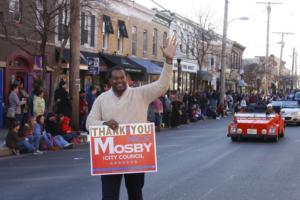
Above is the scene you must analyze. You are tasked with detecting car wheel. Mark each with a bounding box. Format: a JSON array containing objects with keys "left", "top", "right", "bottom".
[
  {"left": 297, "top": 122, "right": 300, "bottom": 126},
  {"left": 231, "top": 136, "right": 238, "bottom": 142},
  {"left": 279, "top": 128, "right": 284, "bottom": 138},
  {"left": 273, "top": 135, "right": 279, "bottom": 142}
]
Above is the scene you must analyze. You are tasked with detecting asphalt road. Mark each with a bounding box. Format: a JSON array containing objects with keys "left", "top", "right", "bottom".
[{"left": 1, "top": 117, "right": 300, "bottom": 200}]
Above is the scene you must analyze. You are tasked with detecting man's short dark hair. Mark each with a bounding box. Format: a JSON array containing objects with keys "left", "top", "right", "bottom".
[{"left": 107, "top": 66, "right": 125, "bottom": 80}]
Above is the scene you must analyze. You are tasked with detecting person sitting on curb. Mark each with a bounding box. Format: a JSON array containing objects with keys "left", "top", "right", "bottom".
[
  {"left": 22, "top": 116, "right": 43, "bottom": 155},
  {"left": 5, "top": 120, "right": 35, "bottom": 155},
  {"left": 6, "top": 120, "right": 34, "bottom": 155},
  {"left": 34, "top": 115, "right": 60, "bottom": 151},
  {"left": 59, "top": 114, "right": 80, "bottom": 144},
  {"left": 45, "top": 113, "right": 73, "bottom": 149}
]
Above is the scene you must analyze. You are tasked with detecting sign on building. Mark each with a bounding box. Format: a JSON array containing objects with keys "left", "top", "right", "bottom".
[{"left": 88, "top": 57, "right": 99, "bottom": 75}]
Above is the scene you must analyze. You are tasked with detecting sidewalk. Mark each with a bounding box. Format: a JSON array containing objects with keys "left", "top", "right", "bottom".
[{"left": 0, "top": 129, "right": 13, "bottom": 157}]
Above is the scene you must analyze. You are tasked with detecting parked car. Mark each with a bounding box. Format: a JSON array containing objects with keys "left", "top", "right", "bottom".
[
  {"left": 294, "top": 92, "right": 300, "bottom": 103},
  {"left": 227, "top": 105, "right": 285, "bottom": 142},
  {"left": 272, "top": 101, "right": 300, "bottom": 126}
]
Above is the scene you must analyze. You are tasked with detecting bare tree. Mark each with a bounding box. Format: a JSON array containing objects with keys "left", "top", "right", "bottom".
[{"left": 177, "top": 13, "right": 218, "bottom": 90}]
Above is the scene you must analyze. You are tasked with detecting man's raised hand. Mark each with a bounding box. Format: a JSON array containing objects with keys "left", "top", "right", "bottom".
[{"left": 160, "top": 35, "right": 178, "bottom": 64}]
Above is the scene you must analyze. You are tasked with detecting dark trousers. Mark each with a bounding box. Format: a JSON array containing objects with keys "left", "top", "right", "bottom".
[{"left": 101, "top": 173, "right": 144, "bottom": 200}]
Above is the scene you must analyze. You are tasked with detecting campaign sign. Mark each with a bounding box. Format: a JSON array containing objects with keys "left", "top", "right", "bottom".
[{"left": 89, "top": 123, "right": 157, "bottom": 176}]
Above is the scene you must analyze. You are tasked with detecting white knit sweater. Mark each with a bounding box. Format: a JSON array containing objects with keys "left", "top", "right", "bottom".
[{"left": 86, "top": 63, "right": 172, "bottom": 129}]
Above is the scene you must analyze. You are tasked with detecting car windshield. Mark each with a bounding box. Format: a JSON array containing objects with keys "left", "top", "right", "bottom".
[
  {"left": 295, "top": 93, "right": 300, "bottom": 99},
  {"left": 272, "top": 101, "right": 299, "bottom": 108}
]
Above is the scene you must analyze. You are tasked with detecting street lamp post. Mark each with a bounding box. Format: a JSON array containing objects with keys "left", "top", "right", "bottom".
[{"left": 177, "top": 58, "right": 182, "bottom": 94}]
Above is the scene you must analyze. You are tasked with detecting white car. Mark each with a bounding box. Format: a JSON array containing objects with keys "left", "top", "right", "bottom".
[{"left": 272, "top": 101, "right": 300, "bottom": 126}]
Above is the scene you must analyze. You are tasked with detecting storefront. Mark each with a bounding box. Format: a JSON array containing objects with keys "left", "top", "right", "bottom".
[
  {"left": 5, "top": 51, "right": 52, "bottom": 101},
  {"left": 198, "top": 71, "right": 213, "bottom": 91},
  {"left": 59, "top": 49, "right": 106, "bottom": 91},
  {"left": 171, "top": 60, "right": 198, "bottom": 93},
  {"left": 128, "top": 57, "right": 162, "bottom": 83}
]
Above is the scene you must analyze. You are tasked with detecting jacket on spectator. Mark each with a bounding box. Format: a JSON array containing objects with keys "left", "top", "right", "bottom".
[
  {"left": 6, "top": 130, "right": 24, "bottom": 149},
  {"left": 60, "top": 116, "right": 73, "bottom": 134}
]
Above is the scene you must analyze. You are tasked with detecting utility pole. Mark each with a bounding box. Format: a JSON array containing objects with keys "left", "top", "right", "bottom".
[
  {"left": 295, "top": 52, "right": 298, "bottom": 89},
  {"left": 69, "top": 0, "right": 80, "bottom": 129},
  {"left": 273, "top": 31, "right": 293, "bottom": 91},
  {"left": 291, "top": 48, "right": 295, "bottom": 90},
  {"left": 256, "top": 1, "right": 282, "bottom": 95},
  {"left": 219, "top": 0, "right": 229, "bottom": 105}
]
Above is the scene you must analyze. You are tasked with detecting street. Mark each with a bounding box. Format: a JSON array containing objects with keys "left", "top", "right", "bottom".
[{"left": 1, "top": 117, "right": 300, "bottom": 200}]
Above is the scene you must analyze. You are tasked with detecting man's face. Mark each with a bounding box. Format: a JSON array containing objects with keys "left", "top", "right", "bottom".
[{"left": 110, "top": 70, "right": 127, "bottom": 94}]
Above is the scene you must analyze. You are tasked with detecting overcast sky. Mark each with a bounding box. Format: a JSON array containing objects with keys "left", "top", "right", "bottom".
[{"left": 135, "top": 0, "right": 300, "bottom": 70}]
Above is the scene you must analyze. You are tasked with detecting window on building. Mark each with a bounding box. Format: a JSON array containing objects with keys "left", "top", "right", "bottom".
[
  {"left": 102, "top": 21, "right": 108, "bottom": 49},
  {"left": 180, "top": 32, "right": 184, "bottom": 53},
  {"left": 36, "top": 0, "right": 43, "bottom": 28},
  {"left": 186, "top": 35, "right": 190, "bottom": 56},
  {"left": 102, "top": 15, "right": 114, "bottom": 50},
  {"left": 80, "top": 13, "right": 95, "bottom": 47},
  {"left": 58, "top": 7, "right": 69, "bottom": 41},
  {"left": 81, "top": 12, "right": 89, "bottom": 45},
  {"left": 163, "top": 32, "right": 168, "bottom": 48},
  {"left": 90, "top": 15, "right": 95, "bottom": 47},
  {"left": 143, "top": 30, "right": 148, "bottom": 57},
  {"left": 117, "top": 29, "right": 123, "bottom": 53},
  {"left": 117, "top": 20, "right": 128, "bottom": 53},
  {"left": 131, "top": 26, "right": 137, "bottom": 56},
  {"left": 9, "top": 0, "right": 22, "bottom": 22},
  {"left": 152, "top": 29, "right": 158, "bottom": 56}
]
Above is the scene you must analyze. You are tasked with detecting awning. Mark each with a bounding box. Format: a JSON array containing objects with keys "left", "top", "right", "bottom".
[
  {"left": 57, "top": 49, "right": 103, "bottom": 65},
  {"left": 198, "top": 71, "right": 212, "bottom": 81},
  {"left": 118, "top": 20, "right": 128, "bottom": 38},
  {"left": 100, "top": 53, "right": 146, "bottom": 74},
  {"left": 128, "top": 57, "right": 162, "bottom": 75}
]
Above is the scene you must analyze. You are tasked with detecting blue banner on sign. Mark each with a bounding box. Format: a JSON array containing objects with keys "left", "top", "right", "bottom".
[{"left": 88, "top": 66, "right": 99, "bottom": 75}]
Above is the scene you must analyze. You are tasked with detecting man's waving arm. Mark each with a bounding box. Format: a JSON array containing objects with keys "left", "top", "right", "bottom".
[{"left": 139, "top": 35, "right": 178, "bottom": 103}]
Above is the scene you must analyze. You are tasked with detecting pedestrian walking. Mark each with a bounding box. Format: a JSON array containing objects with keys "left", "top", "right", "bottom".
[
  {"left": 87, "top": 86, "right": 97, "bottom": 112},
  {"left": 86, "top": 35, "right": 177, "bottom": 200}
]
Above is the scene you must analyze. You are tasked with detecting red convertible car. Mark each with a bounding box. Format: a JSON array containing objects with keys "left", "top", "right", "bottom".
[{"left": 227, "top": 112, "right": 285, "bottom": 142}]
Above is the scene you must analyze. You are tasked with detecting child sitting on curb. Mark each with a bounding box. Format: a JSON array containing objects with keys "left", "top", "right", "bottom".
[{"left": 59, "top": 114, "right": 81, "bottom": 144}]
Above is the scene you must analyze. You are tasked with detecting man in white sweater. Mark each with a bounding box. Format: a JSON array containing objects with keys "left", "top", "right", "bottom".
[{"left": 86, "top": 36, "right": 177, "bottom": 200}]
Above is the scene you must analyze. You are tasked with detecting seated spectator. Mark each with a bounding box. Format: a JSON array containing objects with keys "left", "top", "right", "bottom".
[
  {"left": 217, "top": 104, "right": 225, "bottom": 118},
  {"left": 45, "top": 113, "right": 73, "bottom": 149},
  {"left": 59, "top": 114, "right": 80, "bottom": 144},
  {"left": 5, "top": 120, "right": 35, "bottom": 155},
  {"left": 195, "top": 106, "right": 204, "bottom": 121},
  {"left": 206, "top": 106, "right": 217, "bottom": 119},
  {"left": 23, "top": 116, "right": 43, "bottom": 155},
  {"left": 35, "top": 115, "right": 61, "bottom": 151}
]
